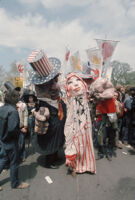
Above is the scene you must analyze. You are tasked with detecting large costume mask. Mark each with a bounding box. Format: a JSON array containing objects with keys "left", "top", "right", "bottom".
[
  {"left": 66, "top": 73, "right": 87, "bottom": 98},
  {"left": 35, "top": 75, "right": 60, "bottom": 100}
]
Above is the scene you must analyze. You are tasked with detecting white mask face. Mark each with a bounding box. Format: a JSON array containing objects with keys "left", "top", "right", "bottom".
[{"left": 67, "top": 76, "right": 85, "bottom": 96}]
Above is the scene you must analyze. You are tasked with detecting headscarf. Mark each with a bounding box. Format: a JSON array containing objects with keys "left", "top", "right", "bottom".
[
  {"left": 64, "top": 73, "right": 91, "bottom": 157},
  {"left": 66, "top": 73, "right": 88, "bottom": 98}
]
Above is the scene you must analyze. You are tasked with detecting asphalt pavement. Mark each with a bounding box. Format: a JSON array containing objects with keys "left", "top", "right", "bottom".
[{"left": 1, "top": 145, "right": 135, "bottom": 200}]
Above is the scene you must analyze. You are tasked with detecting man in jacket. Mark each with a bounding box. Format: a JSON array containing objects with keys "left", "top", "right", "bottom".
[{"left": 0, "top": 82, "right": 29, "bottom": 191}]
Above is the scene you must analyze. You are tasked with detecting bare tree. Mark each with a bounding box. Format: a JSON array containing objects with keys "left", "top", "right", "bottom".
[
  {"left": 111, "top": 60, "right": 131, "bottom": 86},
  {"left": 5, "top": 61, "right": 20, "bottom": 84}
]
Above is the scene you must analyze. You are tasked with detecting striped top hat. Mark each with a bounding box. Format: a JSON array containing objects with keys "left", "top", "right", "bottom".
[{"left": 27, "top": 49, "right": 61, "bottom": 85}]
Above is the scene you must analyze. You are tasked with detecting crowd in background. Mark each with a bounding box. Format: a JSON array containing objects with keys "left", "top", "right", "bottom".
[{"left": 0, "top": 78, "right": 135, "bottom": 190}]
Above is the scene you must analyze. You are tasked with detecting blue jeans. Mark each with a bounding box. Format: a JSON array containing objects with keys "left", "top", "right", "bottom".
[
  {"left": 28, "top": 116, "right": 35, "bottom": 138},
  {"left": 18, "top": 132, "right": 26, "bottom": 160},
  {"left": 122, "top": 115, "right": 132, "bottom": 144},
  {"left": 0, "top": 142, "right": 20, "bottom": 188}
]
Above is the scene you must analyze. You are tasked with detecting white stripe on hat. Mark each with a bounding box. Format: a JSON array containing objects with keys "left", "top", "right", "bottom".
[
  {"left": 32, "top": 62, "right": 43, "bottom": 77},
  {"left": 27, "top": 50, "right": 39, "bottom": 63}
]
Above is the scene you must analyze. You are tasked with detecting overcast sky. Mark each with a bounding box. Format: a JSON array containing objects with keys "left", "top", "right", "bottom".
[{"left": 0, "top": 0, "right": 135, "bottom": 70}]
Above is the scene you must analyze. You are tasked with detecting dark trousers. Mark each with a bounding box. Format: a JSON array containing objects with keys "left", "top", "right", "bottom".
[
  {"left": 122, "top": 116, "right": 132, "bottom": 144},
  {"left": 97, "top": 114, "right": 117, "bottom": 156},
  {"left": 18, "top": 132, "right": 26, "bottom": 160},
  {"left": 28, "top": 116, "right": 35, "bottom": 138},
  {"left": 0, "top": 142, "right": 20, "bottom": 188}
]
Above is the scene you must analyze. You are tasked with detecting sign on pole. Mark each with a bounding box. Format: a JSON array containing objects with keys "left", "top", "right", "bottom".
[{"left": 95, "top": 39, "right": 118, "bottom": 78}]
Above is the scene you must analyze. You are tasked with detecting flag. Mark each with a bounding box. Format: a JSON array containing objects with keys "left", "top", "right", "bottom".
[
  {"left": 14, "top": 77, "right": 23, "bottom": 88},
  {"left": 16, "top": 61, "right": 25, "bottom": 74},
  {"left": 106, "top": 66, "right": 113, "bottom": 81},
  {"left": 65, "top": 48, "right": 70, "bottom": 62},
  {"left": 70, "top": 51, "right": 82, "bottom": 71},
  {"left": 95, "top": 39, "right": 118, "bottom": 78}
]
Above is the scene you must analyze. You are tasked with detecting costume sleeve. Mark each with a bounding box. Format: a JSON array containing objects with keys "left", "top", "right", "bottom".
[
  {"left": 64, "top": 100, "right": 77, "bottom": 160},
  {"left": 8, "top": 110, "right": 19, "bottom": 138}
]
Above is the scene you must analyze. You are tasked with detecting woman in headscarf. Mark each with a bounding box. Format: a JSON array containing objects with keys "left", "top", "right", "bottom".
[{"left": 64, "top": 73, "right": 96, "bottom": 174}]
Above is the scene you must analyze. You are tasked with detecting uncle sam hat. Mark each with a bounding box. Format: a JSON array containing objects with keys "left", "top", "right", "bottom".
[{"left": 27, "top": 49, "right": 61, "bottom": 85}]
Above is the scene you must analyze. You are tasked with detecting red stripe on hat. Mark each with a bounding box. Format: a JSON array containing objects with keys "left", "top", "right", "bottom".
[
  {"left": 39, "top": 58, "right": 49, "bottom": 75},
  {"left": 42, "top": 56, "right": 51, "bottom": 74},
  {"left": 31, "top": 63, "right": 42, "bottom": 77},
  {"left": 27, "top": 50, "right": 39, "bottom": 62},
  {"left": 37, "top": 60, "right": 47, "bottom": 76},
  {"left": 44, "top": 53, "right": 52, "bottom": 71},
  {"left": 36, "top": 61, "right": 45, "bottom": 77},
  {"left": 41, "top": 56, "right": 50, "bottom": 75},
  {"left": 33, "top": 62, "right": 44, "bottom": 77}
]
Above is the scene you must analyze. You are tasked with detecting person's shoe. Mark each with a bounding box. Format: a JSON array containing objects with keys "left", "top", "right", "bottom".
[
  {"left": 125, "top": 144, "right": 133, "bottom": 149},
  {"left": 123, "top": 142, "right": 128, "bottom": 146},
  {"left": 22, "top": 158, "right": 26, "bottom": 162},
  {"left": 0, "top": 186, "right": 3, "bottom": 191},
  {"left": 95, "top": 154, "right": 104, "bottom": 160},
  {"left": 116, "top": 143, "right": 123, "bottom": 149},
  {"left": 106, "top": 154, "right": 112, "bottom": 161},
  {"left": 112, "top": 151, "right": 117, "bottom": 157},
  {"left": 16, "top": 182, "right": 29, "bottom": 189},
  {"left": 46, "top": 164, "right": 59, "bottom": 169}
]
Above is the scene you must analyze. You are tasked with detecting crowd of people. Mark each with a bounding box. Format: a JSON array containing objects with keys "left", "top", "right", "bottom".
[{"left": 0, "top": 50, "right": 135, "bottom": 191}]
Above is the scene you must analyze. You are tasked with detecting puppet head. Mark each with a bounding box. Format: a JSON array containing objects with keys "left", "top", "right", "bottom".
[
  {"left": 4, "top": 81, "right": 20, "bottom": 105},
  {"left": 66, "top": 73, "right": 88, "bottom": 98},
  {"left": 35, "top": 74, "right": 60, "bottom": 100}
]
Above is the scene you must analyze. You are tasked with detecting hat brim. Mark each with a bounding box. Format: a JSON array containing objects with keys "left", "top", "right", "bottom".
[
  {"left": 30, "top": 57, "right": 61, "bottom": 85},
  {"left": 75, "top": 72, "right": 94, "bottom": 79}
]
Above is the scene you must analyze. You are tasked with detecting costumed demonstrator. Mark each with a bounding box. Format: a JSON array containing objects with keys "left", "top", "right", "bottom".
[
  {"left": 90, "top": 77, "right": 119, "bottom": 161},
  {"left": 27, "top": 49, "right": 66, "bottom": 169},
  {"left": 75, "top": 63, "right": 100, "bottom": 148},
  {"left": 64, "top": 72, "right": 96, "bottom": 175}
]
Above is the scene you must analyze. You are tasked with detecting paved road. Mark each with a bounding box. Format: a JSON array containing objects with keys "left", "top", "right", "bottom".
[{"left": 1, "top": 145, "right": 135, "bottom": 200}]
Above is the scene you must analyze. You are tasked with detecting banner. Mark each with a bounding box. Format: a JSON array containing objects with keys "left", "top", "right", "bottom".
[
  {"left": 70, "top": 51, "right": 82, "bottom": 71},
  {"left": 14, "top": 77, "right": 23, "bottom": 88},
  {"left": 86, "top": 48, "right": 102, "bottom": 67},
  {"left": 86, "top": 48, "right": 102, "bottom": 77},
  {"left": 95, "top": 39, "right": 118, "bottom": 78},
  {"left": 65, "top": 48, "right": 70, "bottom": 62},
  {"left": 16, "top": 61, "right": 25, "bottom": 74},
  {"left": 106, "top": 66, "right": 113, "bottom": 81}
]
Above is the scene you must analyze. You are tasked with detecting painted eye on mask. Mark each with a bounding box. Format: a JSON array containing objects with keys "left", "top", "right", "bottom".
[{"left": 67, "top": 81, "right": 72, "bottom": 85}]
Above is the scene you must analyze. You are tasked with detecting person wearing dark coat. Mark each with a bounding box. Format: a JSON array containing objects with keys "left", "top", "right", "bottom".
[
  {"left": 27, "top": 50, "right": 66, "bottom": 169},
  {"left": 123, "top": 87, "right": 135, "bottom": 145},
  {"left": 0, "top": 82, "right": 29, "bottom": 191}
]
